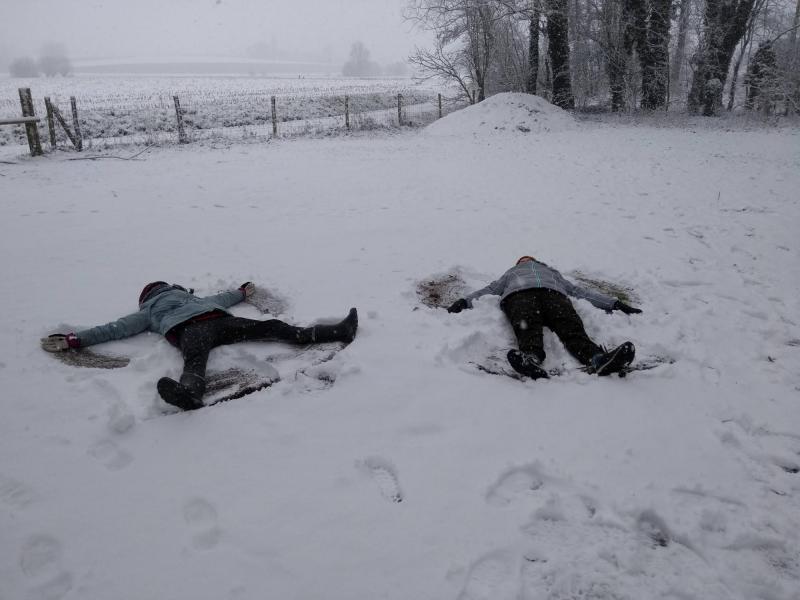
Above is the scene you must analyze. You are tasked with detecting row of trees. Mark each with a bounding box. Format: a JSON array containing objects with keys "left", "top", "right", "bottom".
[
  {"left": 8, "top": 43, "right": 73, "bottom": 78},
  {"left": 342, "top": 42, "right": 411, "bottom": 77},
  {"left": 405, "top": 0, "right": 800, "bottom": 114}
]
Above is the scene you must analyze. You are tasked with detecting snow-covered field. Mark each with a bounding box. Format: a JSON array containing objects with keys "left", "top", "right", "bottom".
[
  {"left": 0, "top": 74, "right": 450, "bottom": 146},
  {"left": 1, "top": 94, "right": 799, "bottom": 600}
]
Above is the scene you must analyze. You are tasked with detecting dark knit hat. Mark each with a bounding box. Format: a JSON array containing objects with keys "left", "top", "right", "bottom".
[{"left": 139, "top": 281, "right": 169, "bottom": 306}]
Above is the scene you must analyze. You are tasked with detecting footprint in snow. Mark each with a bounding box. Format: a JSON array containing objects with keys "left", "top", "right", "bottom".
[
  {"left": 183, "top": 498, "right": 222, "bottom": 550},
  {"left": 0, "top": 474, "right": 37, "bottom": 510},
  {"left": 716, "top": 420, "right": 800, "bottom": 495},
  {"left": 457, "top": 550, "right": 519, "bottom": 600},
  {"left": 358, "top": 457, "right": 403, "bottom": 503},
  {"left": 87, "top": 439, "right": 133, "bottom": 471},
  {"left": 18, "top": 534, "right": 74, "bottom": 600},
  {"left": 485, "top": 463, "right": 545, "bottom": 506}
]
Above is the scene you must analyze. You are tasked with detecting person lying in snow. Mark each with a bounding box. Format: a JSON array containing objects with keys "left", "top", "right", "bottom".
[
  {"left": 447, "top": 256, "right": 641, "bottom": 378},
  {"left": 41, "top": 281, "right": 358, "bottom": 410}
]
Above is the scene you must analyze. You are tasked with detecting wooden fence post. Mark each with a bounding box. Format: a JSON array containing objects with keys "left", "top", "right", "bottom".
[
  {"left": 50, "top": 104, "right": 79, "bottom": 148},
  {"left": 50, "top": 105, "right": 79, "bottom": 148},
  {"left": 173, "top": 95, "right": 188, "bottom": 144},
  {"left": 397, "top": 93, "right": 403, "bottom": 125},
  {"left": 44, "top": 97, "right": 57, "bottom": 149},
  {"left": 345, "top": 96, "right": 350, "bottom": 130},
  {"left": 438, "top": 93, "right": 442, "bottom": 118},
  {"left": 18, "top": 88, "right": 43, "bottom": 156},
  {"left": 70, "top": 97, "right": 83, "bottom": 151},
  {"left": 271, "top": 96, "right": 277, "bottom": 137},
  {"left": 471, "top": 89, "right": 476, "bottom": 105}
]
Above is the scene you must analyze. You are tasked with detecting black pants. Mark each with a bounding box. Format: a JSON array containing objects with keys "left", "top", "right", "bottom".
[
  {"left": 175, "top": 316, "right": 305, "bottom": 390},
  {"left": 500, "top": 289, "right": 602, "bottom": 365}
]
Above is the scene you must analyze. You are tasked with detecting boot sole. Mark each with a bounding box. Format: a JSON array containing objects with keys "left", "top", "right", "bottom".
[
  {"left": 594, "top": 342, "right": 635, "bottom": 376},
  {"left": 506, "top": 350, "right": 550, "bottom": 380},
  {"left": 157, "top": 377, "right": 203, "bottom": 411}
]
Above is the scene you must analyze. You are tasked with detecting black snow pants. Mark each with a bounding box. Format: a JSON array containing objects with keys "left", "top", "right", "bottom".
[
  {"left": 172, "top": 315, "right": 307, "bottom": 394},
  {"left": 500, "top": 289, "right": 603, "bottom": 365}
]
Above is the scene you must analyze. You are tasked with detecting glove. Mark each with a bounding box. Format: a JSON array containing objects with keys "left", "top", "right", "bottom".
[
  {"left": 41, "top": 333, "right": 80, "bottom": 352},
  {"left": 239, "top": 281, "right": 255, "bottom": 298},
  {"left": 447, "top": 298, "right": 469, "bottom": 313},
  {"left": 614, "top": 300, "right": 642, "bottom": 315}
]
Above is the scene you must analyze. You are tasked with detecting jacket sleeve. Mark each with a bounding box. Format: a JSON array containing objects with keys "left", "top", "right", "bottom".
[
  {"left": 76, "top": 310, "right": 151, "bottom": 347},
  {"left": 203, "top": 289, "right": 245, "bottom": 308},
  {"left": 556, "top": 272, "right": 617, "bottom": 311},
  {"left": 465, "top": 273, "right": 508, "bottom": 307}
]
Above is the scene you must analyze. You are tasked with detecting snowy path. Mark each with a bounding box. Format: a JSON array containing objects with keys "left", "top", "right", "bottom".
[{"left": 1, "top": 114, "right": 799, "bottom": 600}]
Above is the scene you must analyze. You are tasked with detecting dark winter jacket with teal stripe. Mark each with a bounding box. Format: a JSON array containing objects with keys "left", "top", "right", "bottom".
[
  {"left": 76, "top": 287, "right": 245, "bottom": 347},
  {"left": 465, "top": 260, "right": 617, "bottom": 310}
]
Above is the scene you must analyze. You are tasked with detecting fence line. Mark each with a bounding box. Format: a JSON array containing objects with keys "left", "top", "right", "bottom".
[{"left": 0, "top": 89, "right": 467, "bottom": 150}]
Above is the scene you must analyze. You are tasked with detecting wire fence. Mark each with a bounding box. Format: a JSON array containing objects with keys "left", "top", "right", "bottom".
[{"left": 0, "top": 88, "right": 470, "bottom": 150}]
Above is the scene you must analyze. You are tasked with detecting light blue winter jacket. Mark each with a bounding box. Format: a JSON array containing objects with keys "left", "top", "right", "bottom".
[
  {"left": 466, "top": 260, "right": 617, "bottom": 311},
  {"left": 76, "top": 287, "right": 245, "bottom": 347}
]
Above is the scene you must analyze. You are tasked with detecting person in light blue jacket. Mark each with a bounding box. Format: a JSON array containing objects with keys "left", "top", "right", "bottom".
[
  {"left": 41, "top": 281, "right": 358, "bottom": 410},
  {"left": 447, "top": 256, "right": 641, "bottom": 379}
]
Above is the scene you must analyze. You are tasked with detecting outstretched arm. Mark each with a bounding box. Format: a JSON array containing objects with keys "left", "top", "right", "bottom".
[
  {"left": 556, "top": 273, "right": 640, "bottom": 314},
  {"left": 41, "top": 309, "right": 151, "bottom": 352},
  {"left": 465, "top": 274, "right": 508, "bottom": 305},
  {"left": 448, "top": 273, "right": 509, "bottom": 313},
  {"left": 203, "top": 282, "right": 255, "bottom": 308}
]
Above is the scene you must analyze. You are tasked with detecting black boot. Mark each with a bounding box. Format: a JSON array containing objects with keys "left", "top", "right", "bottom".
[
  {"left": 507, "top": 349, "right": 549, "bottom": 380},
  {"left": 158, "top": 373, "right": 205, "bottom": 411},
  {"left": 590, "top": 342, "right": 635, "bottom": 375},
  {"left": 305, "top": 308, "right": 358, "bottom": 344}
]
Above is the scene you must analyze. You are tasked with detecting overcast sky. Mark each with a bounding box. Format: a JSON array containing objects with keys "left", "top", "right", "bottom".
[{"left": 1, "top": 0, "right": 432, "bottom": 65}]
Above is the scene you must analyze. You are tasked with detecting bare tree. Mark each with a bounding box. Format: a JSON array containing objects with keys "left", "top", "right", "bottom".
[
  {"left": 640, "top": 0, "right": 671, "bottom": 109},
  {"left": 406, "top": 0, "right": 502, "bottom": 101},
  {"left": 688, "top": 0, "right": 758, "bottom": 115},
  {"left": 410, "top": 38, "right": 476, "bottom": 99},
  {"left": 526, "top": 2, "right": 542, "bottom": 92},
  {"left": 488, "top": 13, "right": 530, "bottom": 91},
  {"left": 547, "top": 0, "right": 575, "bottom": 107},
  {"left": 39, "top": 43, "right": 72, "bottom": 77},
  {"left": 726, "top": 0, "right": 768, "bottom": 110},
  {"left": 9, "top": 56, "right": 40, "bottom": 78},
  {"left": 342, "top": 42, "right": 381, "bottom": 76},
  {"left": 600, "top": 0, "right": 633, "bottom": 111},
  {"left": 671, "top": 0, "right": 692, "bottom": 95}
]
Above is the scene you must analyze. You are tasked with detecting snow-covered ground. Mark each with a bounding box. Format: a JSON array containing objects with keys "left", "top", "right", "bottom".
[{"left": 1, "top": 94, "right": 799, "bottom": 600}]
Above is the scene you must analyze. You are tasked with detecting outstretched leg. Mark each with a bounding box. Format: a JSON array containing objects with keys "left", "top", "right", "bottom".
[
  {"left": 213, "top": 316, "right": 312, "bottom": 345},
  {"left": 500, "top": 291, "right": 546, "bottom": 361},
  {"left": 159, "top": 310, "right": 358, "bottom": 410},
  {"left": 539, "top": 289, "right": 604, "bottom": 366},
  {"left": 158, "top": 319, "right": 219, "bottom": 410},
  {"left": 214, "top": 309, "right": 358, "bottom": 345},
  {"left": 501, "top": 291, "right": 549, "bottom": 379}
]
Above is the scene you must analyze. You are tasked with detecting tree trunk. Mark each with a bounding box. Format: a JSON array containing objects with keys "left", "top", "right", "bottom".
[
  {"left": 526, "top": 7, "right": 541, "bottom": 94},
  {"left": 602, "top": 0, "right": 628, "bottom": 111},
  {"left": 791, "top": 0, "right": 800, "bottom": 114},
  {"left": 670, "top": 0, "right": 691, "bottom": 93},
  {"left": 547, "top": 0, "right": 574, "bottom": 109},
  {"left": 640, "top": 0, "right": 672, "bottom": 109},
  {"left": 688, "top": 0, "right": 758, "bottom": 115}
]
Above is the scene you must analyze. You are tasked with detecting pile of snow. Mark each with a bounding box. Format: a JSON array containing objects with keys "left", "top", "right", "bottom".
[{"left": 426, "top": 92, "right": 577, "bottom": 136}]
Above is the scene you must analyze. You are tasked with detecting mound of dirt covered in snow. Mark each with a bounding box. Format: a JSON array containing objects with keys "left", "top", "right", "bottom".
[{"left": 425, "top": 92, "right": 576, "bottom": 136}]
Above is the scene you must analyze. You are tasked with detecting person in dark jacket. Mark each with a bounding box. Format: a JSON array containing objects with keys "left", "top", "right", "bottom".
[
  {"left": 447, "top": 256, "right": 641, "bottom": 378},
  {"left": 41, "top": 281, "right": 358, "bottom": 410}
]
